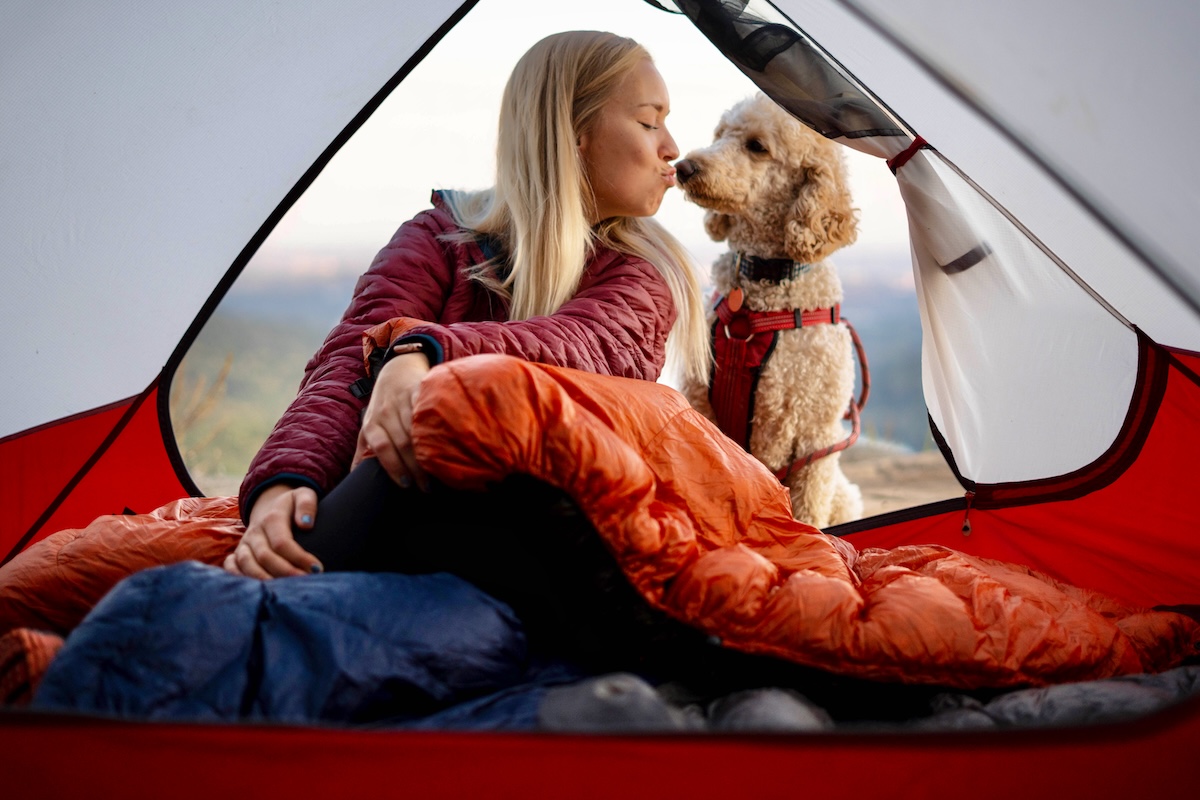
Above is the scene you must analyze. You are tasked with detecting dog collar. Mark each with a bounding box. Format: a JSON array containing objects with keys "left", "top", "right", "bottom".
[{"left": 735, "top": 252, "right": 813, "bottom": 282}]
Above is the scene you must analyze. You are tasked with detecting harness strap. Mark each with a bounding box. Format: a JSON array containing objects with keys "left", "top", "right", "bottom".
[
  {"left": 774, "top": 320, "right": 870, "bottom": 481},
  {"left": 887, "top": 135, "right": 929, "bottom": 174},
  {"left": 708, "top": 294, "right": 870, "bottom": 481},
  {"left": 710, "top": 296, "right": 842, "bottom": 450},
  {"left": 717, "top": 302, "right": 841, "bottom": 335}
]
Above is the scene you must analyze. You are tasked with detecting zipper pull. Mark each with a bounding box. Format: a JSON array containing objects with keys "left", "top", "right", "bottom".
[{"left": 962, "top": 491, "right": 976, "bottom": 535}]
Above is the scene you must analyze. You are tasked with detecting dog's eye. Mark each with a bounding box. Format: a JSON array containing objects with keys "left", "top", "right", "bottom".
[{"left": 746, "top": 138, "right": 768, "bottom": 155}]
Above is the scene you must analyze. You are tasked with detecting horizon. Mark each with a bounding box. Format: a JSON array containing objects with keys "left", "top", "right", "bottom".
[{"left": 244, "top": 0, "right": 912, "bottom": 289}]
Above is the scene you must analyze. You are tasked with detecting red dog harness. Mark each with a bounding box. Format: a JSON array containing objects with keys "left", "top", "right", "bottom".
[{"left": 709, "top": 287, "right": 869, "bottom": 481}]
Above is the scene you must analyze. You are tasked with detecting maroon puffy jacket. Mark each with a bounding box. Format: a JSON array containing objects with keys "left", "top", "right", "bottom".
[{"left": 238, "top": 192, "right": 677, "bottom": 519}]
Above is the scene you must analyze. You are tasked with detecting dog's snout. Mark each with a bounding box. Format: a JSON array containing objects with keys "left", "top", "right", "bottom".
[{"left": 674, "top": 159, "right": 697, "bottom": 183}]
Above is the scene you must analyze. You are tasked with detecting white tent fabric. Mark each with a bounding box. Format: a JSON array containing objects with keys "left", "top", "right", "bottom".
[
  {"left": 0, "top": 0, "right": 456, "bottom": 439},
  {"left": 899, "top": 154, "right": 1136, "bottom": 482}
]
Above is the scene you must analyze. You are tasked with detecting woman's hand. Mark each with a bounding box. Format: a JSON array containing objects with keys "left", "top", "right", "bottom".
[
  {"left": 224, "top": 483, "right": 321, "bottom": 579},
  {"left": 353, "top": 350, "right": 431, "bottom": 489}
]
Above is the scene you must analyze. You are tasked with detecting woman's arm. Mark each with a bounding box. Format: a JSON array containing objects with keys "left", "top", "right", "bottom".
[{"left": 238, "top": 208, "right": 466, "bottom": 521}]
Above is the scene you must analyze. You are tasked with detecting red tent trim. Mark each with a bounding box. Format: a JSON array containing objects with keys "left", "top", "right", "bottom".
[
  {"left": 834, "top": 329, "right": 1180, "bottom": 540},
  {"left": 0, "top": 379, "right": 166, "bottom": 566},
  {"left": 3, "top": 694, "right": 1200, "bottom": 798},
  {"left": 973, "top": 329, "right": 1168, "bottom": 508}
]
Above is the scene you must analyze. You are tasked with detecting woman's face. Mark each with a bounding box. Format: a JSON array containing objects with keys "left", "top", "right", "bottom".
[{"left": 578, "top": 59, "right": 679, "bottom": 223}]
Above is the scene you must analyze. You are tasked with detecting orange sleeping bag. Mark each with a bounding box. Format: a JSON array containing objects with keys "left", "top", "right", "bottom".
[
  {"left": 408, "top": 355, "right": 1199, "bottom": 688},
  {"left": 0, "top": 497, "right": 243, "bottom": 634},
  {"left": 2, "top": 354, "right": 1197, "bottom": 689}
]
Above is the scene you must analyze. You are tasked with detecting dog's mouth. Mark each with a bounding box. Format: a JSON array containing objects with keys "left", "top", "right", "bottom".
[
  {"left": 673, "top": 158, "right": 742, "bottom": 211},
  {"left": 675, "top": 183, "right": 741, "bottom": 214}
]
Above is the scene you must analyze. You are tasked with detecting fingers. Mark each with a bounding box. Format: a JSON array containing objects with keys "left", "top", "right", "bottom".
[
  {"left": 351, "top": 440, "right": 372, "bottom": 470},
  {"left": 291, "top": 487, "right": 318, "bottom": 533},
  {"left": 234, "top": 529, "right": 303, "bottom": 578},
  {"left": 357, "top": 420, "right": 408, "bottom": 486},
  {"left": 358, "top": 355, "right": 430, "bottom": 490},
  {"left": 223, "top": 551, "right": 245, "bottom": 577},
  {"left": 226, "top": 485, "right": 322, "bottom": 580},
  {"left": 358, "top": 422, "right": 426, "bottom": 490},
  {"left": 397, "top": 443, "right": 427, "bottom": 491}
]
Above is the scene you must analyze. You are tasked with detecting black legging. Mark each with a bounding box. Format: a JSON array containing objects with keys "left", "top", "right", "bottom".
[
  {"left": 298, "top": 459, "right": 975, "bottom": 720},
  {"left": 298, "top": 459, "right": 708, "bottom": 674}
]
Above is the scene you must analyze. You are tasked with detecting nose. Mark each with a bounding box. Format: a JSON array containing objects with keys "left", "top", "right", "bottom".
[
  {"left": 661, "top": 127, "right": 679, "bottom": 162},
  {"left": 675, "top": 158, "right": 697, "bottom": 183}
]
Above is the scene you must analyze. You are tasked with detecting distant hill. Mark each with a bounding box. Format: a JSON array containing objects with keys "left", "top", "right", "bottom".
[{"left": 173, "top": 270, "right": 932, "bottom": 494}]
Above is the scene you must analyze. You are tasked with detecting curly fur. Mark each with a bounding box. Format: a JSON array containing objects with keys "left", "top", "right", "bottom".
[{"left": 677, "top": 94, "right": 863, "bottom": 528}]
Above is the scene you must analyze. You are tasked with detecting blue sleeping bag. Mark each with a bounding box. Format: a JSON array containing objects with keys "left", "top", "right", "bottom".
[{"left": 33, "top": 561, "right": 549, "bottom": 725}]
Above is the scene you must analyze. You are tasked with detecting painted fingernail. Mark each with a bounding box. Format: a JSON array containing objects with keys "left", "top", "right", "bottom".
[
  {"left": 300, "top": 514, "right": 313, "bottom": 526},
  {"left": 398, "top": 476, "right": 412, "bottom": 489},
  {"left": 310, "top": 562, "right": 323, "bottom": 574}
]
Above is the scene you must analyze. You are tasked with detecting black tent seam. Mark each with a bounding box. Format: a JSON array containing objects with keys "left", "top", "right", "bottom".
[
  {"left": 0, "top": 397, "right": 134, "bottom": 447},
  {"left": 1164, "top": 347, "right": 1200, "bottom": 389},
  {"left": 156, "top": 0, "right": 484, "bottom": 498},
  {"left": 826, "top": 496, "right": 965, "bottom": 537},
  {"left": 929, "top": 413, "right": 971, "bottom": 490},
  {"left": 3, "top": 379, "right": 159, "bottom": 566}
]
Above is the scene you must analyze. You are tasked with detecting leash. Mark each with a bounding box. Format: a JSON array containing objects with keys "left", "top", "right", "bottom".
[
  {"left": 775, "top": 321, "right": 869, "bottom": 481},
  {"left": 709, "top": 288, "right": 870, "bottom": 482}
]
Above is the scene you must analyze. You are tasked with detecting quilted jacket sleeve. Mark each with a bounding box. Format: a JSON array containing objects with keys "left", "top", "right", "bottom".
[{"left": 238, "top": 208, "right": 468, "bottom": 519}]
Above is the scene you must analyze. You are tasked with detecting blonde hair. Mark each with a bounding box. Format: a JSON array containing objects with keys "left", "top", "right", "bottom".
[{"left": 446, "top": 30, "right": 710, "bottom": 385}]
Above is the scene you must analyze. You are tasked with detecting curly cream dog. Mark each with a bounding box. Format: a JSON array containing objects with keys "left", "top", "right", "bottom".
[{"left": 676, "top": 94, "right": 863, "bottom": 528}]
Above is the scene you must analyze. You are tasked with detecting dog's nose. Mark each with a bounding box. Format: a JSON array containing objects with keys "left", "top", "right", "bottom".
[{"left": 675, "top": 159, "right": 697, "bottom": 183}]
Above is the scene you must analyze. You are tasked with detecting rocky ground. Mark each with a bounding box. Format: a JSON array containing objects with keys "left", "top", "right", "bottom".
[{"left": 840, "top": 441, "right": 964, "bottom": 518}]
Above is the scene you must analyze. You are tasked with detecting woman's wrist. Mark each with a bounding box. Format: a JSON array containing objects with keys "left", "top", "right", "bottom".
[
  {"left": 388, "top": 341, "right": 432, "bottom": 368},
  {"left": 390, "top": 334, "right": 443, "bottom": 367}
]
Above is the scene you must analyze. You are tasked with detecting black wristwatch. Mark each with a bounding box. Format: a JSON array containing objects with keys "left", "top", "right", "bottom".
[{"left": 349, "top": 336, "right": 440, "bottom": 399}]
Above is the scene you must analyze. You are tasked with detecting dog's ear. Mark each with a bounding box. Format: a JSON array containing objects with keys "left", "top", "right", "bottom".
[
  {"left": 784, "top": 160, "right": 859, "bottom": 262},
  {"left": 704, "top": 210, "right": 734, "bottom": 242}
]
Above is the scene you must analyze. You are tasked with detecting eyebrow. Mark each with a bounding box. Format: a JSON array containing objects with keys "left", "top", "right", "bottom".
[{"left": 636, "top": 102, "right": 668, "bottom": 113}]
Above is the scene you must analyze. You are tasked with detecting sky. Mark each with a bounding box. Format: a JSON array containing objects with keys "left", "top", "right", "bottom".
[{"left": 253, "top": 0, "right": 912, "bottom": 287}]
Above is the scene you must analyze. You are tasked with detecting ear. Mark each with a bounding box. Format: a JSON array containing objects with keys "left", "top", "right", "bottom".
[
  {"left": 784, "top": 161, "right": 859, "bottom": 262},
  {"left": 703, "top": 210, "right": 734, "bottom": 242}
]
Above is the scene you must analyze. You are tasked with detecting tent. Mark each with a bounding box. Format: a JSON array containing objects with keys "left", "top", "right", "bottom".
[{"left": 2, "top": 0, "right": 1198, "bottom": 794}]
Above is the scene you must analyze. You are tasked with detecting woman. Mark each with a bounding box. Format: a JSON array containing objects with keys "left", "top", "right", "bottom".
[{"left": 226, "top": 31, "right": 710, "bottom": 581}]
